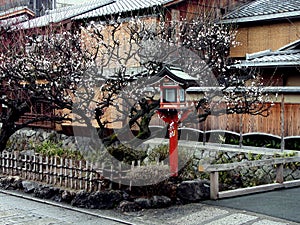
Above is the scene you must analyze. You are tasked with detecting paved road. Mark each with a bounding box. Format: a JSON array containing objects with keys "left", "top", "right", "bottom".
[
  {"left": 0, "top": 190, "right": 299, "bottom": 225},
  {"left": 204, "top": 187, "right": 300, "bottom": 223},
  {"left": 121, "top": 202, "right": 299, "bottom": 225},
  {"left": 0, "top": 192, "right": 127, "bottom": 225}
]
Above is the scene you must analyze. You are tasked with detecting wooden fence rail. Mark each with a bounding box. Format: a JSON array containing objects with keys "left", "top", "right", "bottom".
[
  {"left": 0, "top": 151, "right": 164, "bottom": 192},
  {"left": 199, "top": 156, "right": 300, "bottom": 200},
  {"left": 0, "top": 151, "right": 140, "bottom": 192},
  {"left": 0, "top": 151, "right": 102, "bottom": 191}
]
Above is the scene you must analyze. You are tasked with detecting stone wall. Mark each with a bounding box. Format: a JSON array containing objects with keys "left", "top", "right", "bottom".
[
  {"left": 6, "top": 128, "right": 91, "bottom": 152},
  {"left": 5, "top": 128, "right": 300, "bottom": 192}
]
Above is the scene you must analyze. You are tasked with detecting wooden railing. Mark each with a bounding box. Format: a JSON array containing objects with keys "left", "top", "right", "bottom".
[
  {"left": 0, "top": 151, "right": 160, "bottom": 191},
  {"left": 0, "top": 151, "right": 101, "bottom": 191},
  {"left": 199, "top": 156, "right": 300, "bottom": 199}
]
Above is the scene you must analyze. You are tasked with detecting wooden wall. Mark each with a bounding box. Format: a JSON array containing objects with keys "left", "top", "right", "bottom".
[
  {"left": 150, "top": 102, "right": 300, "bottom": 137},
  {"left": 202, "top": 102, "right": 300, "bottom": 137},
  {"left": 166, "top": 0, "right": 249, "bottom": 21},
  {"left": 230, "top": 21, "right": 300, "bottom": 58}
]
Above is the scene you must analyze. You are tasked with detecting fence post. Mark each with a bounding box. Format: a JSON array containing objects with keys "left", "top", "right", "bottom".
[
  {"left": 13, "top": 152, "right": 18, "bottom": 175},
  {"left": 280, "top": 95, "right": 285, "bottom": 152},
  {"left": 39, "top": 155, "right": 43, "bottom": 181},
  {"left": 69, "top": 159, "right": 73, "bottom": 189},
  {"left": 155, "top": 157, "right": 159, "bottom": 165},
  {"left": 118, "top": 162, "right": 122, "bottom": 189},
  {"left": 54, "top": 157, "right": 57, "bottom": 185},
  {"left": 276, "top": 163, "right": 284, "bottom": 183},
  {"left": 85, "top": 161, "right": 89, "bottom": 191},
  {"left": 59, "top": 158, "right": 63, "bottom": 186},
  {"left": 79, "top": 160, "right": 83, "bottom": 190},
  {"left": 8, "top": 152, "right": 12, "bottom": 176},
  {"left": 203, "top": 122, "right": 206, "bottom": 145},
  {"left": 24, "top": 155, "right": 28, "bottom": 179},
  {"left": 32, "top": 155, "right": 36, "bottom": 180},
  {"left": 45, "top": 157, "right": 49, "bottom": 183},
  {"left": 64, "top": 158, "right": 68, "bottom": 188},
  {"left": 239, "top": 114, "right": 243, "bottom": 148},
  {"left": 210, "top": 171, "right": 219, "bottom": 200},
  {"left": 129, "top": 161, "right": 135, "bottom": 191},
  {"left": 109, "top": 165, "right": 113, "bottom": 189},
  {"left": 49, "top": 157, "right": 53, "bottom": 184},
  {"left": 89, "top": 163, "right": 93, "bottom": 191},
  {"left": 1, "top": 151, "right": 4, "bottom": 174},
  {"left": 74, "top": 160, "right": 78, "bottom": 190}
]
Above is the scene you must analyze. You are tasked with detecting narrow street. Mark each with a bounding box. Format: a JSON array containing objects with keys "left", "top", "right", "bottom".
[
  {"left": 0, "top": 189, "right": 298, "bottom": 225},
  {"left": 0, "top": 192, "right": 127, "bottom": 225}
]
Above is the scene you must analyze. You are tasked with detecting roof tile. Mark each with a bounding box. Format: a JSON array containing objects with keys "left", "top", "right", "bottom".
[
  {"left": 223, "top": 0, "right": 300, "bottom": 23},
  {"left": 74, "top": 0, "right": 174, "bottom": 20},
  {"left": 232, "top": 39, "right": 300, "bottom": 67},
  {"left": 17, "top": 0, "right": 113, "bottom": 29}
]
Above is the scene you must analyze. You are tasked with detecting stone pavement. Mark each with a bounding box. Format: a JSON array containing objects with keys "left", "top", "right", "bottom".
[
  {"left": 0, "top": 189, "right": 299, "bottom": 225},
  {"left": 117, "top": 202, "right": 299, "bottom": 225},
  {"left": 204, "top": 187, "right": 300, "bottom": 224},
  {"left": 0, "top": 192, "right": 126, "bottom": 225}
]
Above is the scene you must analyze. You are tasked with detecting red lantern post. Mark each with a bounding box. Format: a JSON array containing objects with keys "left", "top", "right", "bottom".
[
  {"left": 157, "top": 109, "right": 191, "bottom": 176},
  {"left": 153, "top": 66, "right": 196, "bottom": 176}
]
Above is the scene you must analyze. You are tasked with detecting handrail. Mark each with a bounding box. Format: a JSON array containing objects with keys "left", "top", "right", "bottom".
[{"left": 199, "top": 156, "right": 300, "bottom": 200}]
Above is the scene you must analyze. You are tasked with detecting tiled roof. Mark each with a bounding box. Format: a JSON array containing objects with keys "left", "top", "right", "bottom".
[
  {"left": 17, "top": 0, "right": 113, "bottom": 29},
  {"left": 223, "top": 0, "right": 300, "bottom": 23},
  {"left": 167, "top": 66, "right": 196, "bottom": 81},
  {"left": 233, "top": 40, "right": 300, "bottom": 67},
  {"left": 0, "top": 6, "right": 34, "bottom": 27},
  {"left": 74, "top": 0, "right": 173, "bottom": 20},
  {"left": 0, "top": 6, "right": 34, "bottom": 19},
  {"left": 187, "top": 86, "right": 300, "bottom": 94},
  {"left": 0, "top": 14, "right": 30, "bottom": 27},
  {"left": 154, "top": 66, "right": 197, "bottom": 86}
]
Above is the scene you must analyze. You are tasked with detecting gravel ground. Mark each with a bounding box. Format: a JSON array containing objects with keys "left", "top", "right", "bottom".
[{"left": 90, "top": 202, "right": 298, "bottom": 225}]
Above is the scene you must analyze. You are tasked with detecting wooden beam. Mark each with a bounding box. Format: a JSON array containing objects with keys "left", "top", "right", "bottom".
[
  {"left": 202, "top": 156, "right": 300, "bottom": 172},
  {"left": 276, "top": 164, "right": 284, "bottom": 183},
  {"left": 280, "top": 94, "right": 285, "bottom": 152},
  {"left": 210, "top": 171, "right": 219, "bottom": 200},
  {"left": 218, "top": 180, "right": 300, "bottom": 199},
  {"left": 219, "top": 183, "right": 283, "bottom": 199}
]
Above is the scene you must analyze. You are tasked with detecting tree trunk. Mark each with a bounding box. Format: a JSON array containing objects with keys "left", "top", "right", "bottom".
[
  {"left": 0, "top": 102, "right": 29, "bottom": 152},
  {"left": 0, "top": 122, "right": 16, "bottom": 152}
]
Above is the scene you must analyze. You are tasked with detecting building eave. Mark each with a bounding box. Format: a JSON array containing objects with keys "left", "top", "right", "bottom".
[
  {"left": 222, "top": 11, "right": 300, "bottom": 24},
  {"left": 232, "top": 61, "right": 300, "bottom": 68},
  {"left": 187, "top": 86, "right": 300, "bottom": 94}
]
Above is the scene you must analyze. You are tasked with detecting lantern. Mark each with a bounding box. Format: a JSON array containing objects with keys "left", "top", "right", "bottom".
[{"left": 154, "top": 66, "right": 196, "bottom": 176}]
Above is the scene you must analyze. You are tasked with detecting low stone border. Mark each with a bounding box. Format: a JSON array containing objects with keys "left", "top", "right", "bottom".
[{"left": 0, "top": 176, "right": 210, "bottom": 212}]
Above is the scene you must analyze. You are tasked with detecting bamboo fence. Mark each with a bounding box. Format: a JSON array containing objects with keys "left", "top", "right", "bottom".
[{"left": 0, "top": 151, "right": 146, "bottom": 192}]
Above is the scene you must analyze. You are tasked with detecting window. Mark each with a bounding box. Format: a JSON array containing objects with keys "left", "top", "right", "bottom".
[
  {"left": 171, "top": 9, "right": 180, "bottom": 21},
  {"left": 164, "top": 89, "right": 176, "bottom": 102},
  {"left": 179, "top": 89, "right": 185, "bottom": 102}
]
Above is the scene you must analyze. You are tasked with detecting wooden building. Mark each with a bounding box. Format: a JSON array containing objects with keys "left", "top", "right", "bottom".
[
  {"left": 216, "top": 0, "right": 300, "bottom": 138},
  {"left": 3, "top": 0, "right": 299, "bottom": 149}
]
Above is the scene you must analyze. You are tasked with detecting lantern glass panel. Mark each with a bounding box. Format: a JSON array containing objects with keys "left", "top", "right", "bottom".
[
  {"left": 164, "top": 89, "right": 176, "bottom": 102},
  {"left": 179, "top": 89, "right": 185, "bottom": 102}
]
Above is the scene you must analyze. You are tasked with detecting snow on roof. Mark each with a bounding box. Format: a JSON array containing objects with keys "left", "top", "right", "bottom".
[
  {"left": 167, "top": 66, "right": 196, "bottom": 81},
  {"left": 187, "top": 86, "right": 300, "bottom": 94},
  {"left": 232, "top": 39, "right": 300, "bottom": 68},
  {"left": 0, "top": 14, "right": 30, "bottom": 27},
  {"left": 223, "top": 0, "right": 300, "bottom": 23},
  {"left": 17, "top": 0, "right": 114, "bottom": 29},
  {"left": 73, "top": 0, "right": 174, "bottom": 20},
  {"left": 0, "top": 6, "right": 34, "bottom": 19}
]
